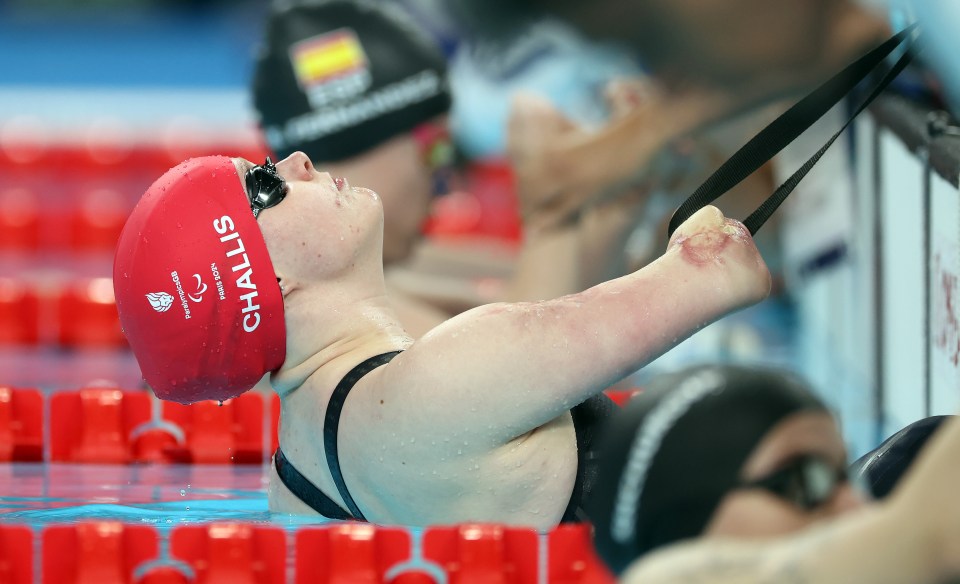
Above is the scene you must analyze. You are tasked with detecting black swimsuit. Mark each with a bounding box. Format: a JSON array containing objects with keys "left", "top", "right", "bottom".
[{"left": 273, "top": 351, "right": 615, "bottom": 522}]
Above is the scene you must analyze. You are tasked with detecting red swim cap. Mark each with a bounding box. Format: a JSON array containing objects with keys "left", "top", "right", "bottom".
[{"left": 114, "top": 156, "right": 286, "bottom": 404}]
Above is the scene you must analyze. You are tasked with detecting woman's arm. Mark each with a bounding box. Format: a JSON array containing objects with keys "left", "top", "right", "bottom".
[{"left": 389, "top": 205, "right": 771, "bottom": 445}]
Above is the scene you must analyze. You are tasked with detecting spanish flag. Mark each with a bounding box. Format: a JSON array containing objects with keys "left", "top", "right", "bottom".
[{"left": 291, "top": 29, "right": 368, "bottom": 89}]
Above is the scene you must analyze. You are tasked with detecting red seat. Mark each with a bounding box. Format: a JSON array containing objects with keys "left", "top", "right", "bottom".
[
  {"left": 0, "top": 278, "right": 40, "bottom": 345},
  {"left": 295, "top": 524, "right": 413, "bottom": 584},
  {"left": 161, "top": 392, "right": 265, "bottom": 464},
  {"left": 170, "top": 523, "right": 285, "bottom": 584},
  {"left": 0, "top": 524, "right": 33, "bottom": 584},
  {"left": 42, "top": 522, "right": 158, "bottom": 584},
  {"left": 49, "top": 387, "right": 151, "bottom": 463},
  {"left": 421, "top": 524, "right": 539, "bottom": 584},
  {"left": 0, "top": 386, "right": 43, "bottom": 461},
  {"left": 0, "top": 187, "right": 41, "bottom": 250},
  {"left": 69, "top": 187, "right": 131, "bottom": 252},
  {"left": 546, "top": 524, "right": 615, "bottom": 584},
  {"left": 422, "top": 161, "right": 521, "bottom": 243},
  {"left": 56, "top": 277, "right": 127, "bottom": 348},
  {"left": 0, "top": 123, "right": 52, "bottom": 177},
  {"left": 465, "top": 161, "right": 521, "bottom": 243}
]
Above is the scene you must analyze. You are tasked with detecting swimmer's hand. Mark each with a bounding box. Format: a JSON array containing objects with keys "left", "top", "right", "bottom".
[
  {"left": 507, "top": 84, "right": 735, "bottom": 231},
  {"left": 666, "top": 205, "right": 771, "bottom": 307},
  {"left": 506, "top": 92, "right": 598, "bottom": 230}
]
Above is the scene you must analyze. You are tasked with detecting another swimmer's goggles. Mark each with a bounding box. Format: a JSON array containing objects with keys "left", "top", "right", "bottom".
[
  {"left": 245, "top": 157, "right": 288, "bottom": 219},
  {"left": 739, "top": 454, "right": 850, "bottom": 511}
]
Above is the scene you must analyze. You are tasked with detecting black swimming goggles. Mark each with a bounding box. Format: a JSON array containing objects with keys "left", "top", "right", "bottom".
[
  {"left": 740, "top": 455, "right": 850, "bottom": 511},
  {"left": 244, "top": 157, "right": 287, "bottom": 219}
]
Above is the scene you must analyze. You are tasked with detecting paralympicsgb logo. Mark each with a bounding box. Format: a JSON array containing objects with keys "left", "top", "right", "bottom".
[{"left": 146, "top": 292, "right": 174, "bottom": 313}]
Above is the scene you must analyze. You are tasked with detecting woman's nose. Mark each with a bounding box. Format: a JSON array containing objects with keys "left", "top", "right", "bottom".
[{"left": 276, "top": 151, "right": 315, "bottom": 182}]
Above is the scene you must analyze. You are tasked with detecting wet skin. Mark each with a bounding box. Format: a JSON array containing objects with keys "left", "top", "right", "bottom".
[{"left": 234, "top": 154, "right": 771, "bottom": 527}]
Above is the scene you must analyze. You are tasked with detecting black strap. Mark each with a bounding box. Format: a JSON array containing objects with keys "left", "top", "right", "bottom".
[
  {"left": 667, "top": 25, "right": 919, "bottom": 238},
  {"left": 562, "top": 392, "right": 617, "bottom": 523},
  {"left": 324, "top": 350, "right": 403, "bottom": 521},
  {"left": 274, "top": 447, "right": 354, "bottom": 520}
]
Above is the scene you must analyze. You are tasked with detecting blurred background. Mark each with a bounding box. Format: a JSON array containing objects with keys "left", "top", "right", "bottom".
[{"left": 0, "top": 0, "right": 957, "bottom": 460}]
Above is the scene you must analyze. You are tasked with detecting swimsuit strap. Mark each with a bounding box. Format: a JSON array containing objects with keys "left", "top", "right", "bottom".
[
  {"left": 274, "top": 447, "right": 354, "bottom": 519},
  {"left": 324, "top": 350, "right": 404, "bottom": 521},
  {"left": 562, "top": 392, "right": 617, "bottom": 523}
]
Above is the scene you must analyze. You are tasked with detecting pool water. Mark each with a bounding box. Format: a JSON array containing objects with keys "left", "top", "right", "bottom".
[{"left": 0, "top": 463, "right": 279, "bottom": 526}]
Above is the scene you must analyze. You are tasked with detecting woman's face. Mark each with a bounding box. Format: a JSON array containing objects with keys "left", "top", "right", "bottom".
[
  {"left": 371, "top": 117, "right": 450, "bottom": 265},
  {"left": 704, "top": 411, "right": 867, "bottom": 538},
  {"left": 232, "top": 151, "right": 385, "bottom": 284}
]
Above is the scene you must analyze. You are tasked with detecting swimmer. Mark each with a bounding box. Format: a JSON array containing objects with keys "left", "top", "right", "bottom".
[
  {"left": 587, "top": 365, "right": 864, "bottom": 573},
  {"left": 113, "top": 153, "right": 770, "bottom": 528},
  {"left": 585, "top": 365, "right": 960, "bottom": 582},
  {"left": 613, "top": 417, "right": 960, "bottom": 583},
  {"left": 252, "top": 0, "right": 455, "bottom": 336}
]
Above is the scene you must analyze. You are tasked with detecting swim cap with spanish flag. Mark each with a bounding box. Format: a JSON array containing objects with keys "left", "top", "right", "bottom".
[
  {"left": 252, "top": 0, "right": 451, "bottom": 162},
  {"left": 113, "top": 156, "right": 286, "bottom": 404}
]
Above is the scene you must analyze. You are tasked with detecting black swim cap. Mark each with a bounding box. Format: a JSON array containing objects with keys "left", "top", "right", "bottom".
[
  {"left": 850, "top": 415, "right": 952, "bottom": 499},
  {"left": 252, "top": 0, "right": 452, "bottom": 162},
  {"left": 586, "top": 364, "right": 827, "bottom": 574}
]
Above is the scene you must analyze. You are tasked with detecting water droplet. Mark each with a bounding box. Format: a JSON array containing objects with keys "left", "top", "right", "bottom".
[
  {"left": 217, "top": 400, "right": 223, "bottom": 407},
  {"left": 179, "top": 489, "right": 186, "bottom": 496}
]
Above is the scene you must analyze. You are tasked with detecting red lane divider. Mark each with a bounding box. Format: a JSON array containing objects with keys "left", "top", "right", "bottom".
[
  {"left": 26, "top": 521, "right": 619, "bottom": 584},
  {"left": 43, "top": 522, "right": 158, "bottom": 584},
  {"left": 160, "top": 393, "right": 266, "bottom": 464},
  {"left": 295, "top": 524, "right": 413, "bottom": 584},
  {"left": 0, "top": 277, "right": 127, "bottom": 348},
  {"left": 38, "top": 388, "right": 634, "bottom": 465},
  {"left": 547, "top": 524, "right": 616, "bottom": 584},
  {"left": 50, "top": 387, "right": 151, "bottom": 463},
  {"left": 49, "top": 388, "right": 269, "bottom": 464},
  {"left": 422, "top": 524, "right": 539, "bottom": 584},
  {"left": 0, "top": 525, "right": 33, "bottom": 584},
  {"left": 138, "top": 566, "right": 192, "bottom": 584},
  {"left": 170, "top": 523, "right": 285, "bottom": 584},
  {"left": 0, "top": 386, "right": 43, "bottom": 461}
]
